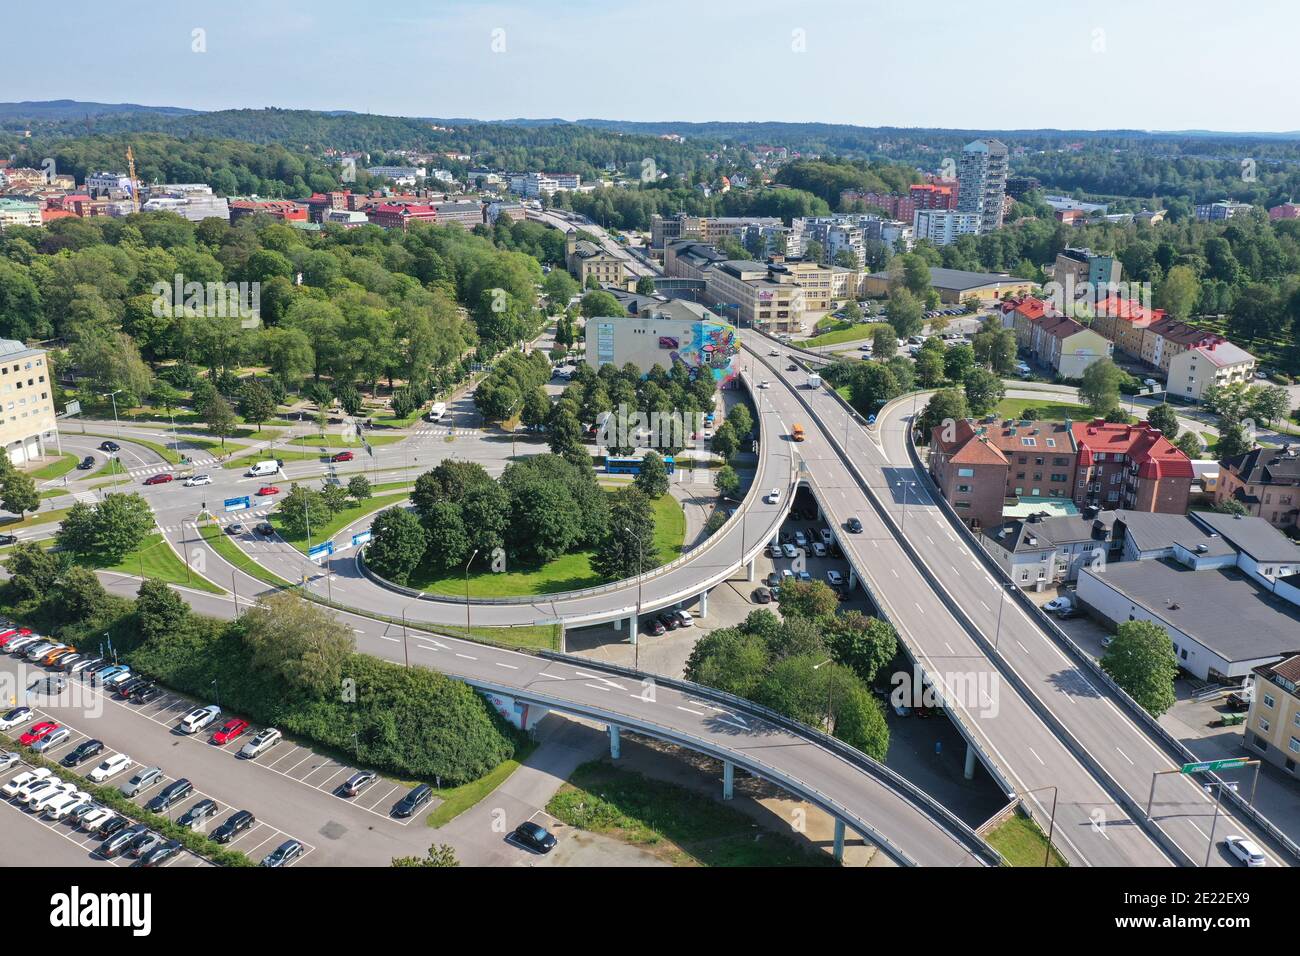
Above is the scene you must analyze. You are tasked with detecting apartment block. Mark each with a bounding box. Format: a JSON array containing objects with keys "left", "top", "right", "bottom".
[
  {"left": 0, "top": 340, "right": 58, "bottom": 465},
  {"left": 1023, "top": 313, "right": 1113, "bottom": 379},
  {"left": 1216, "top": 445, "right": 1300, "bottom": 532},
  {"left": 1166, "top": 337, "right": 1256, "bottom": 402},
  {"left": 1072, "top": 420, "right": 1192, "bottom": 513},
  {"left": 912, "top": 208, "right": 981, "bottom": 246},
  {"left": 1246, "top": 654, "right": 1300, "bottom": 776},
  {"left": 956, "top": 139, "right": 1008, "bottom": 234}
]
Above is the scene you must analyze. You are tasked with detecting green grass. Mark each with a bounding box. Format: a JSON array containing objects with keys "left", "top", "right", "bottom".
[
  {"left": 803, "top": 324, "right": 874, "bottom": 348},
  {"left": 82, "top": 431, "right": 245, "bottom": 465},
  {"left": 282, "top": 432, "right": 403, "bottom": 448},
  {"left": 28, "top": 453, "right": 79, "bottom": 481},
  {"left": 0, "top": 508, "right": 69, "bottom": 531},
  {"left": 986, "top": 811, "right": 1068, "bottom": 867},
  {"left": 87, "top": 533, "right": 224, "bottom": 594},
  {"left": 269, "top": 492, "right": 409, "bottom": 553},
  {"left": 220, "top": 448, "right": 326, "bottom": 469},
  {"left": 197, "top": 521, "right": 294, "bottom": 588},
  {"left": 993, "top": 398, "right": 1091, "bottom": 422},
  {"left": 546, "top": 760, "right": 835, "bottom": 867},
  {"left": 427, "top": 739, "right": 537, "bottom": 828},
  {"left": 88, "top": 458, "right": 132, "bottom": 482},
  {"left": 411, "top": 493, "right": 685, "bottom": 598}
]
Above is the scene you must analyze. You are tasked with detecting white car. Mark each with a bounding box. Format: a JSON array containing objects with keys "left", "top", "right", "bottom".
[
  {"left": 782, "top": 543, "right": 798, "bottom": 559},
  {"left": 0, "top": 752, "right": 20, "bottom": 772},
  {"left": 184, "top": 474, "right": 212, "bottom": 487},
  {"left": 31, "top": 727, "right": 72, "bottom": 753},
  {"left": 24, "top": 780, "right": 74, "bottom": 810},
  {"left": 673, "top": 610, "right": 694, "bottom": 628},
  {"left": 178, "top": 704, "right": 221, "bottom": 735},
  {"left": 811, "top": 542, "right": 827, "bottom": 557},
  {"left": 44, "top": 790, "right": 91, "bottom": 821},
  {"left": 1043, "top": 597, "right": 1074, "bottom": 613},
  {"left": 1143, "top": 378, "right": 1159, "bottom": 388},
  {"left": 768, "top": 348, "right": 780, "bottom": 357},
  {"left": 765, "top": 488, "right": 781, "bottom": 505},
  {"left": 1224, "top": 835, "right": 1266, "bottom": 867},
  {"left": 88, "top": 753, "right": 132, "bottom": 783},
  {"left": 7, "top": 636, "right": 42, "bottom": 655},
  {"left": 2, "top": 768, "right": 50, "bottom": 797},
  {"left": 0, "top": 706, "right": 33, "bottom": 730},
  {"left": 79, "top": 806, "right": 116, "bottom": 832},
  {"left": 239, "top": 727, "right": 282, "bottom": 759},
  {"left": 759, "top": 380, "right": 771, "bottom": 389},
  {"left": 827, "top": 570, "right": 845, "bottom": 586}
]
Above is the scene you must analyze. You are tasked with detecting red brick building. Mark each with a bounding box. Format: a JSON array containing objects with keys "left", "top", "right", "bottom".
[
  {"left": 366, "top": 203, "right": 438, "bottom": 231},
  {"left": 229, "top": 200, "right": 308, "bottom": 224},
  {"left": 1071, "top": 420, "right": 1193, "bottom": 513}
]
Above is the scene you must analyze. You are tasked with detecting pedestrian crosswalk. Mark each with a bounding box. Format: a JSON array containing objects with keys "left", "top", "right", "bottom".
[
  {"left": 410, "top": 426, "right": 478, "bottom": 438},
  {"left": 161, "top": 505, "right": 275, "bottom": 533},
  {"left": 124, "top": 457, "right": 219, "bottom": 478}
]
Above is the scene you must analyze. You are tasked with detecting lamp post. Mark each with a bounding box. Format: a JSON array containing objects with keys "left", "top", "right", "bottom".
[
  {"left": 624, "top": 526, "right": 644, "bottom": 670},
  {"left": 1202, "top": 780, "right": 1237, "bottom": 867},
  {"left": 896, "top": 479, "right": 916, "bottom": 532},
  {"left": 464, "top": 549, "right": 480, "bottom": 639},
  {"left": 993, "top": 581, "right": 1015, "bottom": 651},
  {"left": 100, "top": 389, "right": 123, "bottom": 441},
  {"left": 814, "top": 658, "right": 837, "bottom": 735},
  {"left": 1018, "top": 785, "right": 1060, "bottom": 867}
]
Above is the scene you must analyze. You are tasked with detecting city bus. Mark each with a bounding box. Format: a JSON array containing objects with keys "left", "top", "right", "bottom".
[{"left": 605, "top": 455, "right": 676, "bottom": 476}]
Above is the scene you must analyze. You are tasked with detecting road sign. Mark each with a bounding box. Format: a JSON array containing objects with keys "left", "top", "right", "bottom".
[
  {"left": 60, "top": 400, "right": 81, "bottom": 417},
  {"left": 1181, "top": 758, "right": 1249, "bottom": 774},
  {"left": 351, "top": 530, "right": 372, "bottom": 549},
  {"left": 224, "top": 496, "right": 251, "bottom": 513},
  {"left": 308, "top": 541, "right": 335, "bottom": 564}
]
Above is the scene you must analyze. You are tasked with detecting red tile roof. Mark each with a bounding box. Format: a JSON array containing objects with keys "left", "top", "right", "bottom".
[
  {"left": 1072, "top": 420, "right": 1193, "bottom": 479},
  {"left": 1095, "top": 295, "right": 1165, "bottom": 324}
]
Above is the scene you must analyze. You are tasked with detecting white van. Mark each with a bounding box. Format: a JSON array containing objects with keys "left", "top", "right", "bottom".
[
  {"left": 246, "top": 460, "right": 280, "bottom": 478},
  {"left": 178, "top": 705, "right": 221, "bottom": 735},
  {"left": 425, "top": 402, "right": 447, "bottom": 423}
]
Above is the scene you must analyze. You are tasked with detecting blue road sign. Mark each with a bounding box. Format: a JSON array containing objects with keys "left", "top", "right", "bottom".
[
  {"left": 307, "top": 541, "right": 335, "bottom": 563},
  {"left": 351, "top": 530, "right": 372, "bottom": 548},
  {"left": 224, "top": 496, "right": 251, "bottom": 512}
]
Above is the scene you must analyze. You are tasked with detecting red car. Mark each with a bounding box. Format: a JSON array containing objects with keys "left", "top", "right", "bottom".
[
  {"left": 143, "top": 473, "right": 174, "bottom": 485},
  {"left": 19, "top": 721, "right": 59, "bottom": 746},
  {"left": 256, "top": 486, "right": 280, "bottom": 497},
  {"left": 211, "top": 718, "right": 249, "bottom": 745},
  {"left": 331, "top": 451, "right": 354, "bottom": 463},
  {"left": 0, "top": 627, "right": 31, "bottom": 647}
]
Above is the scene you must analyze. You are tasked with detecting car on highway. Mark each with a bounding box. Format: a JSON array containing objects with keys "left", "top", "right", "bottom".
[
  {"left": 89, "top": 752, "right": 133, "bottom": 783},
  {"left": 0, "top": 533, "right": 17, "bottom": 546},
  {"left": 331, "top": 451, "right": 354, "bottom": 463},
  {"left": 1224, "top": 835, "right": 1267, "bottom": 867},
  {"left": 98, "top": 441, "right": 119, "bottom": 453},
  {"left": 787, "top": 363, "right": 797, "bottom": 371},
  {"left": 340, "top": 771, "right": 377, "bottom": 797},
  {"left": 99, "top": 824, "right": 148, "bottom": 859},
  {"left": 178, "top": 705, "right": 221, "bottom": 735},
  {"left": 212, "top": 809, "right": 255, "bottom": 843},
  {"left": 143, "top": 473, "right": 174, "bottom": 485},
  {"left": 119, "top": 766, "right": 164, "bottom": 797},
  {"left": 212, "top": 718, "right": 249, "bottom": 745},
  {"left": 140, "top": 839, "right": 183, "bottom": 867},
  {"left": 768, "top": 348, "right": 780, "bottom": 356},
  {"left": 765, "top": 488, "right": 781, "bottom": 505},
  {"left": 62, "top": 739, "right": 104, "bottom": 767},
  {"left": 225, "top": 523, "right": 245, "bottom": 536},
  {"left": 19, "top": 721, "right": 59, "bottom": 746},
  {"left": 753, "top": 586, "right": 772, "bottom": 604},
  {"left": 0, "top": 706, "right": 33, "bottom": 730},
  {"left": 261, "top": 839, "right": 305, "bottom": 867},
  {"left": 393, "top": 783, "right": 433, "bottom": 818},
  {"left": 239, "top": 727, "right": 281, "bottom": 759},
  {"left": 845, "top": 517, "right": 863, "bottom": 533},
  {"left": 512, "top": 821, "right": 558, "bottom": 854},
  {"left": 178, "top": 798, "right": 219, "bottom": 828},
  {"left": 184, "top": 474, "right": 211, "bottom": 487},
  {"left": 77, "top": 456, "right": 95, "bottom": 470},
  {"left": 256, "top": 485, "right": 281, "bottom": 497},
  {"left": 759, "top": 380, "right": 771, "bottom": 389}
]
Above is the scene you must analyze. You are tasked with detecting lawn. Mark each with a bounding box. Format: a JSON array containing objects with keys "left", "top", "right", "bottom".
[
  {"left": 994, "top": 398, "right": 1091, "bottom": 422},
  {"left": 83, "top": 431, "right": 245, "bottom": 465},
  {"left": 197, "top": 521, "right": 293, "bottom": 589},
  {"left": 282, "top": 432, "right": 404, "bottom": 448},
  {"left": 220, "top": 448, "right": 328, "bottom": 469},
  {"left": 0, "top": 508, "right": 69, "bottom": 532},
  {"left": 427, "top": 739, "right": 537, "bottom": 828},
  {"left": 986, "top": 811, "right": 1068, "bottom": 867},
  {"left": 269, "top": 492, "right": 410, "bottom": 553},
  {"left": 803, "top": 324, "right": 874, "bottom": 348},
  {"left": 88, "top": 533, "right": 224, "bottom": 594},
  {"left": 546, "top": 760, "right": 835, "bottom": 867},
  {"left": 409, "top": 493, "right": 685, "bottom": 598},
  {"left": 28, "top": 453, "right": 79, "bottom": 481}
]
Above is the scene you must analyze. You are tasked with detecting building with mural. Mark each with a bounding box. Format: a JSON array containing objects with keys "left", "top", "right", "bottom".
[{"left": 584, "top": 301, "right": 741, "bottom": 386}]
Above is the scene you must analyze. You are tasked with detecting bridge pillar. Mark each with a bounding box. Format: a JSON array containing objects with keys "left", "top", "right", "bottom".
[
  {"left": 964, "top": 741, "right": 977, "bottom": 780},
  {"left": 697, "top": 590, "right": 708, "bottom": 618},
  {"left": 833, "top": 819, "right": 846, "bottom": 862},
  {"left": 722, "top": 759, "right": 734, "bottom": 799},
  {"left": 558, "top": 621, "right": 566, "bottom": 654},
  {"left": 627, "top": 615, "right": 637, "bottom": 640},
  {"left": 746, "top": 558, "right": 755, "bottom": 582},
  {"left": 848, "top": 568, "right": 858, "bottom": 590},
  {"left": 608, "top": 724, "right": 621, "bottom": 759},
  {"left": 613, "top": 617, "right": 622, "bottom": 632}
]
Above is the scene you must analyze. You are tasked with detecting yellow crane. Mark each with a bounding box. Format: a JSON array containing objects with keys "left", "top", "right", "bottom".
[{"left": 125, "top": 145, "right": 140, "bottom": 213}]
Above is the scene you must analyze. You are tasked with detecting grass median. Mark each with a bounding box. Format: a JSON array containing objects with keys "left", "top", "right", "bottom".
[
  {"left": 28, "top": 453, "right": 79, "bottom": 481},
  {"left": 269, "top": 493, "right": 410, "bottom": 553},
  {"left": 90, "top": 532, "right": 224, "bottom": 594},
  {"left": 986, "top": 810, "right": 1068, "bottom": 867}
]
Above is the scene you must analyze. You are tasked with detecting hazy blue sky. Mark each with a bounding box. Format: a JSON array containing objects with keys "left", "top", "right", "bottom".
[{"left": 8, "top": 0, "right": 1293, "bottom": 131}]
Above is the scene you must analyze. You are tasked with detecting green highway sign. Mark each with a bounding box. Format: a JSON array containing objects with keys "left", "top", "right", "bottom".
[{"left": 1181, "top": 758, "right": 1249, "bottom": 774}]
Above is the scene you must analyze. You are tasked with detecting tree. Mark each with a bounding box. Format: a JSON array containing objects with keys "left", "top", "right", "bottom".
[
  {"left": 204, "top": 393, "right": 239, "bottom": 447},
  {"left": 886, "top": 287, "right": 924, "bottom": 339},
  {"left": 579, "top": 290, "right": 624, "bottom": 319},
  {"left": 1080, "top": 358, "right": 1124, "bottom": 416},
  {"left": 1215, "top": 421, "right": 1253, "bottom": 460},
  {"left": 421, "top": 500, "right": 471, "bottom": 572},
  {"left": 58, "top": 492, "right": 154, "bottom": 562},
  {"left": 634, "top": 451, "right": 669, "bottom": 499},
  {"left": 1, "top": 469, "right": 39, "bottom": 519},
  {"left": 1100, "top": 620, "right": 1178, "bottom": 717},
  {"left": 943, "top": 343, "right": 975, "bottom": 382},
  {"left": 237, "top": 380, "right": 276, "bottom": 433},
  {"left": 392, "top": 843, "right": 459, "bottom": 867},
  {"left": 710, "top": 420, "right": 739, "bottom": 462},
  {"left": 824, "top": 613, "right": 897, "bottom": 684},
  {"left": 915, "top": 348, "right": 946, "bottom": 388},
  {"left": 1175, "top": 432, "right": 1203, "bottom": 459},
  {"left": 962, "top": 367, "right": 1004, "bottom": 417},
  {"left": 684, "top": 627, "right": 770, "bottom": 699},
  {"left": 2, "top": 540, "right": 64, "bottom": 604},
  {"left": 507, "top": 478, "right": 582, "bottom": 565},
  {"left": 240, "top": 591, "right": 355, "bottom": 697},
  {"left": 635, "top": 275, "right": 657, "bottom": 296},
  {"left": 1146, "top": 404, "right": 1180, "bottom": 440},
  {"left": 1212, "top": 497, "right": 1249, "bottom": 516},
  {"left": 460, "top": 482, "right": 512, "bottom": 556},
  {"left": 1157, "top": 264, "right": 1200, "bottom": 321},
  {"left": 591, "top": 486, "right": 656, "bottom": 581},
  {"left": 135, "top": 578, "right": 191, "bottom": 643},
  {"left": 714, "top": 464, "right": 740, "bottom": 498},
  {"left": 277, "top": 483, "right": 332, "bottom": 541},
  {"left": 347, "top": 475, "right": 372, "bottom": 503},
  {"left": 849, "top": 361, "right": 900, "bottom": 414},
  {"left": 776, "top": 579, "right": 839, "bottom": 620},
  {"left": 872, "top": 325, "right": 895, "bottom": 358},
  {"left": 1250, "top": 385, "right": 1291, "bottom": 426},
  {"left": 365, "top": 507, "right": 427, "bottom": 585},
  {"left": 917, "top": 388, "right": 969, "bottom": 442}
]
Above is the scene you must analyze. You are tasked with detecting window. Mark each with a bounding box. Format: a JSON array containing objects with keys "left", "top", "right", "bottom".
[
  {"left": 1264, "top": 694, "right": 1275, "bottom": 708},
  {"left": 1258, "top": 718, "right": 1271, "bottom": 733},
  {"left": 1290, "top": 737, "right": 1300, "bottom": 755},
  {"left": 956, "top": 468, "right": 974, "bottom": 477}
]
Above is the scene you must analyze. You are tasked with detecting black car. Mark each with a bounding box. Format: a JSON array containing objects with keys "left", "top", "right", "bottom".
[
  {"left": 77, "top": 456, "right": 95, "bottom": 470},
  {"left": 787, "top": 363, "right": 797, "bottom": 371},
  {"left": 225, "top": 523, "right": 245, "bottom": 536},
  {"left": 177, "top": 799, "right": 219, "bottom": 828},
  {"left": 115, "top": 676, "right": 149, "bottom": 698},
  {"left": 753, "top": 587, "right": 772, "bottom": 604},
  {"left": 0, "top": 534, "right": 16, "bottom": 546},
  {"left": 765, "top": 572, "right": 781, "bottom": 588},
  {"left": 130, "top": 682, "right": 160, "bottom": 703},
  {"left": 656, "top": 612, "right": 680, "bottom": 631},
  {"left": 512, "top": 821, "right": 557, "bottom": 854},
  {"left": 139, "top": 840, "right": 182, "bottom": 868},
  {"left": 62, "top": 739, "right": 104, "bottom": 767},
  {"left": 254, "top": 522, "right": 275, "bottom": 537},
  {"left": 212, "top": 810, "right": 255, "bottom": 844},
  {"left": 97, "top": 815, "right": 129, "bottom": 839},
  {"left": 261, "top": 839, "right": 304, "bottom": 867},
  {"left": 642, "top": 617, "right": 665, "bottom": 636},
  {"left": 127, "top": 831, "right": 165, "bottom": 859},
  {"left": 98, "top": 441, "right": 119, "bottom": 453},
  {"left": 393, "top": 783, "right": 433, "bottom": 818},
  {"left": 146, "top": 778, "right": 193, "bottom": 813},
  {"left": 100, "top": 824, "right": 146, "bottom": 859},
  {"left": 845, "top": 517, "right": 863, "bottom": 533},
  {"left": 340, "top": 771, "right": 376, "bottom": 797}
]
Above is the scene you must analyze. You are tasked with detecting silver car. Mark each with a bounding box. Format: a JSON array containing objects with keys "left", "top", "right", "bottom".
[{"left": 119, "top": 766, "right": 163, "bottom": 797}]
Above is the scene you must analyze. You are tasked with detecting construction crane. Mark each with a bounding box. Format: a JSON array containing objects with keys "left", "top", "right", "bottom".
[{"left": 125, "top": 145, "right": 140, "bottom": 213}]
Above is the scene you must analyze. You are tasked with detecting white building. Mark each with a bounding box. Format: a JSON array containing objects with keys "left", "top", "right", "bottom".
[
  {"left": 0, "top": 199, "right": 41, "bottom": 229},
  {"left": 368, "top": 166, "right": 426, "bottom": 186},
  {"left": 84, "top": 171, "right": 133, "bottom": 196},
  {"left": 0, "top": 340, "right": 58, "bottom": 466},
  {"left": 912, "top": 208, "right": 981, "bottom": 246}
]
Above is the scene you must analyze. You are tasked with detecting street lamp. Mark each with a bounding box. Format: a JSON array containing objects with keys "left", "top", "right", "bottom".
[
  {"left": 624, "top": 526, "right": 644, "bottom": 670},
  {"left": 1018, "top": 785, "right": 1059, "bottom": 867},
  {"left": 1202, "top": 780, "right": 1238, "bottom": 867},
  {"left": 99, "top": 389, "right": 123, "bottom": 441},
  {"left": 464, "top": 549, "right": 480, "bottom": 639},
  {"left": 896, "top": 479, "right": 916, "bottom": 531},
  {"left": 813, "top": 658, "right": 837, "bottom": 735},
  {"left": 993, "top": 581, "right": 1016, "bottom": 651}
]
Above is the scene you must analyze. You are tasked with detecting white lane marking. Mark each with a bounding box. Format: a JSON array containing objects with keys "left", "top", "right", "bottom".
[
  {"left": 455, "top": 653, "right": 477, "bottom": 661},
  {"left": 676, "top": 706, "right": 705, "bottom": 716},
  {"left": 494, "top": 662, "right": 519, "bottom": 670},
  {"left": 1028, "top": 747, "right": 1045, "bottom": 766},
  {"left": 1116, "top": 747, "right": 1134, "bottom": 765},
  {"left": 584, "top": 683, "right": 612, "bottom": 692}
]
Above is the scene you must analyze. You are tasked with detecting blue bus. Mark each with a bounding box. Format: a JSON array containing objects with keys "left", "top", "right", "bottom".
[{"left": 606, "top": 455, "right": 675, "bottom": 476}]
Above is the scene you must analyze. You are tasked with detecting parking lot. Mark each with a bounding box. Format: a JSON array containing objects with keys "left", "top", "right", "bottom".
[{"left": 0, "top": 640, "right": 441, "bottom": 866}]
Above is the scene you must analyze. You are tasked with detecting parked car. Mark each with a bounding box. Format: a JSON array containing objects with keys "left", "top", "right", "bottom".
[
  {"left": 140, "top": 840, "right": 183, "bottom": 867},
  {"left": 212, "top": 810, "right": 256, "bottom": 844},
  {"left": 132, "top": 683, "right": 163, "bottom": 704},
  {"left": 2, "top": 768, "right": 50, "bottom": 797},
  {"left": 393, "top": 784, "right": 433, "bottom": 818},
  {"left": 753, "top": 586, "right": 772, "bottom": 604},
  {"left": 340, "top": 771, "right": 377, "bottom": 797},
  {"left": 811, "top": 542, "right": 827, "bottom": 557},
  {"left": 19, "top": 721, "right": 60, "bottom": 746},
  {"left": 1224, "top": 835, "right": 1267, "bottom": 867},
  {"left": 79, "top": 806, "right": 116, "bottom": 832},
  {"left": 669, "top": 610, "right": 694, "bottom": 628},
  {"left": 127, "top": 831, "right": 166, "bottom": 859},
  {"left": 146, "top": 778, "right": 193, "bottom": 813},
  {"left": 239, "top": 727, "right": 282, "bottom": 758},
  {"left": 142, "top": 473, "right": 174, "bottom": 485},
  {"left": 656, "top": 612, "right": 680, "bottom": 631},
  {"left": 177, "top": 705, "right": 221, "bottom": 735},
  {"left": 211, "top": 718, "right": 249, "bottom": 745},
  {"left": 826, "top": 570, "right": 845, "bottom": 586},
  {"left": 1043, "top": 596, "right": 1075, "bottom": 613},
  {"left": 643, "top": 617, "right": 665, "bottom": 636},
  {"left": 99, "top": 824, "right": 148, "bottom": 859},
  {"left": 0, "top": 706, "right": 33, "bottom": 730},
  {"left": 119, "top": 766, "right": 164, "bottom": 797},
  {"left": 0, "top": 752, "right": 19, "bottom": 772},
  {"left": 178, "top": 799, "right": 219, "bottom": 829},
  {"left": 261, "top": 839, "right": 305, "bottom": 867},
  {"left": 512, "top": 821, "right": 558, "bottom": 853},
  {"left": 88, "top": 753, "right": 132, "bottom": 783},
  {"left": 115, "top": 676, "right": 150, "bottom": 699},
  {"left": 62, "top": 739, "right": 104, "bottom": 767},
  {"left": 97, "top": 816, "right": 129, "bottom": 840}
]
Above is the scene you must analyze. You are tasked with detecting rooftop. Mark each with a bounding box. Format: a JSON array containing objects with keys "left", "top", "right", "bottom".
[
  {"left": 1073, "top": 420, "right": 1194, "bottom": 480},
  {"left": 1191, "top": 510, "right": 1300, "bottom": 564}
]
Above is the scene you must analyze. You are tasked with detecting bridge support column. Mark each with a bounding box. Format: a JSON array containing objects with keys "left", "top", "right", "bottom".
[
  {"left": 746, "top": 558, "right": 755, "bottom": 582},
  {"left": 833, "top": 819, "right": 846, "bottom": 862},
  {"left": 697, "top": 590, "right": 708, "bottom": 618},
  {"left": 613, "top": 617, "right": 622, "bottom": 632},
  {"left": 722, "top": 759, "right": 734, "bottom": 799},
  {"left": 848, "top": 569, "right": 858, "bottom": 590},
  {"left": 558, "top": 621, "right": 566, "bottom": 654},
  {"left": 627, "top": 615, "right": 637, "bottom": 640},
  {"left": 964, "top": 741, "right": 977, "bottom": 780},
  {"left": 608, "top": 724, "right": 621, "bottom": 759}
]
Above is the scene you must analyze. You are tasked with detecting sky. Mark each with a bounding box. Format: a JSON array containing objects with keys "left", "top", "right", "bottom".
[{"left": 6, "top": 0, "right": 1296, "bottom": 132}]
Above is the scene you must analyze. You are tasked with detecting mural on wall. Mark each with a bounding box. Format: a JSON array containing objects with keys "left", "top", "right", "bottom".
[{"left": 665, "top": 321, "right": 741, "bottom": 386}]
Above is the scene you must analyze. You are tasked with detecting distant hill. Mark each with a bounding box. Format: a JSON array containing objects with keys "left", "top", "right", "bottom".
[{"left": 0, "top": 99, "right": 201, "bottom": 122}]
